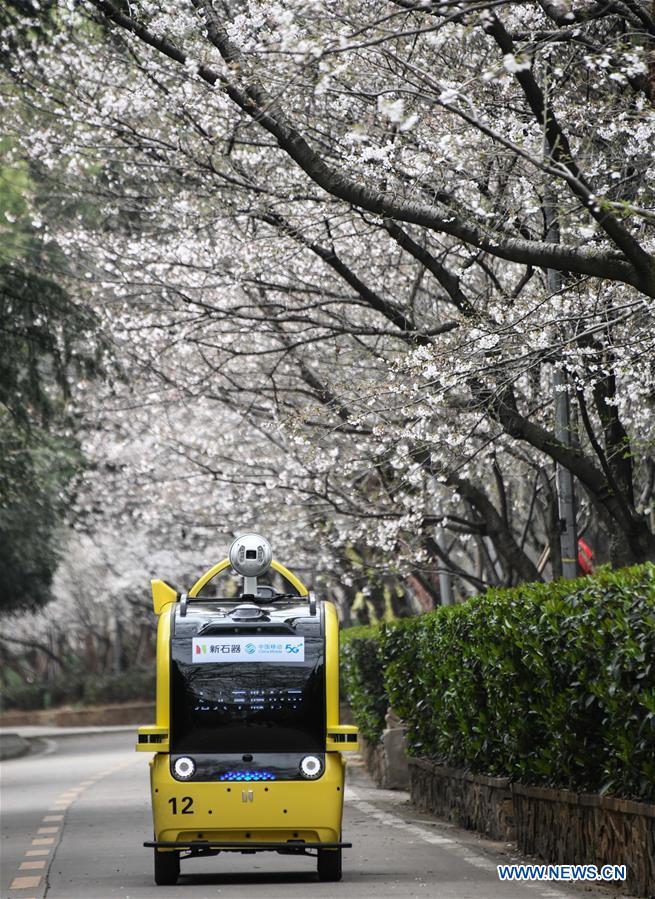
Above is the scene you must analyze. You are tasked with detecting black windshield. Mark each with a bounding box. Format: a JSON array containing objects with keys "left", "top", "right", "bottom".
[{"left": 170, "top": 629, "right": 325, "bottom": 754}]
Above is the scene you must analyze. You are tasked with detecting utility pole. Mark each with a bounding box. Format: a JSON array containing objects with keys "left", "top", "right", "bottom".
[
  {"left": 545, "top": 195, "right": 578, "bottom": 580},
  {"left": 436, "top": 522, "right": 454, "bottom": 605},
  {"left": 551, "top": 315, "right": 579, "bottom": 578},
  {"left": 430, "top": 476, "right": 454, "bottom": 604}
]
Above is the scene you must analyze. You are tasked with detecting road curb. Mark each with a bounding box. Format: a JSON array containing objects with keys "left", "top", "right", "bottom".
[
  {"left": 1, "top": 725, "right": 136, "bottom": 761},
  {"left": 0, "top": 700, "right": 153, "bottom": 729},
  {"left": 0, "top": 724, "right": 136, "bottom": 740}
]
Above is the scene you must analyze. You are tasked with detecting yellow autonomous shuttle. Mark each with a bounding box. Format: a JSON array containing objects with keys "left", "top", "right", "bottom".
[{"left": 137, "top": 534, "right": 358, "bottom": 885}]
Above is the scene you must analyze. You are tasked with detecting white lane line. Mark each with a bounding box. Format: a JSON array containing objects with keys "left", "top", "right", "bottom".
[
  {"left": 31, "top": 838, "right": 55, "bottom": 846},
  {"left": 349, "top": 796, "right": 569, "bottom": 897},
  {"left": 36, "top": 827, "right": 59, "bottom": 835},
  {"left": 352, "top": 798, "right": 458, "bottom": 846},
  {"left": 27, "top": 737, "right": 58, "bottom": 760},
  {"left": 459, "top": 854, "right": 496, "bottom": 871},
  {"left": 42, "top": 815, "right": 63, "bottom": 823},
  {"left": 24, "top": 850, "right": 50, "bottom": 857}
]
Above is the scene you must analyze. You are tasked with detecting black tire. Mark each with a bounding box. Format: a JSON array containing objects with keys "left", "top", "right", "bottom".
[
  {"left": 317, "top": 848, "right": 342, "bottom": 882},
  {"left": 154, "top": 849, "right": 180, "bottom": 886}
]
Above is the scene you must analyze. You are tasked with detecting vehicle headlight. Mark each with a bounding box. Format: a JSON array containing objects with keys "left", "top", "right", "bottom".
[
  {"left": 173, "top": 756, "right": 195, "bottom": 780},
  {"left": 299, "top": 755, "right": 323, "bottom": 779}
]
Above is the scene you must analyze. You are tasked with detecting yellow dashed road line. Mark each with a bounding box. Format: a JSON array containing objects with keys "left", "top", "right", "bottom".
[
  {"left": 7, "top": 755, "right": 141, "bottom": 897},
  {"left": 9, "top": 875, "right": 42, "bottom": 889}
]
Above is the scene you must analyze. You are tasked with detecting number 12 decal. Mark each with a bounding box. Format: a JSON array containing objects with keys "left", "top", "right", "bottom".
[{"left": 168, "top": 796, "right": 194, "bottom": 814}]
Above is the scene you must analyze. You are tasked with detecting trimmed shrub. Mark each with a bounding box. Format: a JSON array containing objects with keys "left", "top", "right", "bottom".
[
  {"left": 1, "top": 681, "right": 55, "bottom": 711},
  {"left": 1, "top": 668, "right": 155, "bottom": 711},
  {"left": 341, "top": 625, "right": 388, "bottom": 745},
  {"left": 342, "top": 564, "right": 655, "bottom": 801},
  {"left": 0, "top": 675, "right": 86, "bottom": 711},
  {"left": 82, "top": 669, "right": 155, "bottom": 705}
]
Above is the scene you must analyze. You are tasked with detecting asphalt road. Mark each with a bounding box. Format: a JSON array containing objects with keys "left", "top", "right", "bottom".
[{"left": 1, "top": 732, "right": 614, "bottom": 899}]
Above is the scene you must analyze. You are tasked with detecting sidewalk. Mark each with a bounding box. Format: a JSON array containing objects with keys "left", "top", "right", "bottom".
[{"left": 0, "top": 724, "right": 137, "bottom": 761}]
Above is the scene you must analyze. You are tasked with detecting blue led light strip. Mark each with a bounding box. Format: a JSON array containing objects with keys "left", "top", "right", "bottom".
[{"left": 219, "top": 771, "right": 277, "bottom": 781}]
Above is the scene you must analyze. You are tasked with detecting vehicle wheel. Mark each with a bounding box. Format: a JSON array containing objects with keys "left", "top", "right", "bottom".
[
  {"left": 317, "top": 848, "right": 342, "bottom": 882},
  {"left": 154, "top": 849, "right": 180, "bottom": 885}
]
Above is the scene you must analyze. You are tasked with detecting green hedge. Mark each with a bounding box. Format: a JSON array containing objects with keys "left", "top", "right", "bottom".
[
  {"left": 341, "top": 564, "right": 655, "bottom": 802},
  {"left": 81, "top": 669, "right": 156, "bottom": 706},
  {"left": 341, "top": 625, "right": 388, "bottom": 745},
  {"left": 1, "top": 668, "right": 156, "bottom": 711}
]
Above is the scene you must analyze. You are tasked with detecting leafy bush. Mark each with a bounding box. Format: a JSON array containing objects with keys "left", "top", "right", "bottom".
[
  {"left": 341, "top": 625, "right": 388, "bottom": 745},
  {"left": 342, "top": 564, "right": 655, "bottom": 801},
  {"left": 1, "top": 675, "right": 85, "bottom": 710},
  {"left": 1, "top": 668, "right": 155, "bottom": 711},
  {"left": 82, "top": 669, "right": 155, "bottom": 705},
  {"left": 1, "top": 681, "right": 53, "bottom": 711}
]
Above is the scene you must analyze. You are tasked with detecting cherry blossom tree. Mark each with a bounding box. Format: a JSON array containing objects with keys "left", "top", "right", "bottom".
[{"left": 2, "top": 0, "right": 654, "bottom": 632}]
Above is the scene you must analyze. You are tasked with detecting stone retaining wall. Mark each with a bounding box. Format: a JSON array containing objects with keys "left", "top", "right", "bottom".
[
  {"left": 407, "top": 757, "right": 655, "bottom": 897},
  {"left": 408, "top": 757, "right": 515, "bottom": 841},
  {"left": 358, "top": 713, "right": 409, "bottom": 790},
  {"left": 360, "top": 736, "right": 386, "bottom": 786},
  {"left": 512, "top": 782, "right": 655, "bottom": 899},
  {"left": 0, "top": 701, "right": 154, "bottom": 728}
]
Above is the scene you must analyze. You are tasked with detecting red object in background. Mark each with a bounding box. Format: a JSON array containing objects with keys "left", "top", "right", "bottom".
[{"left": 578, "top": 538, "right": 594, "bottom": 575}]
